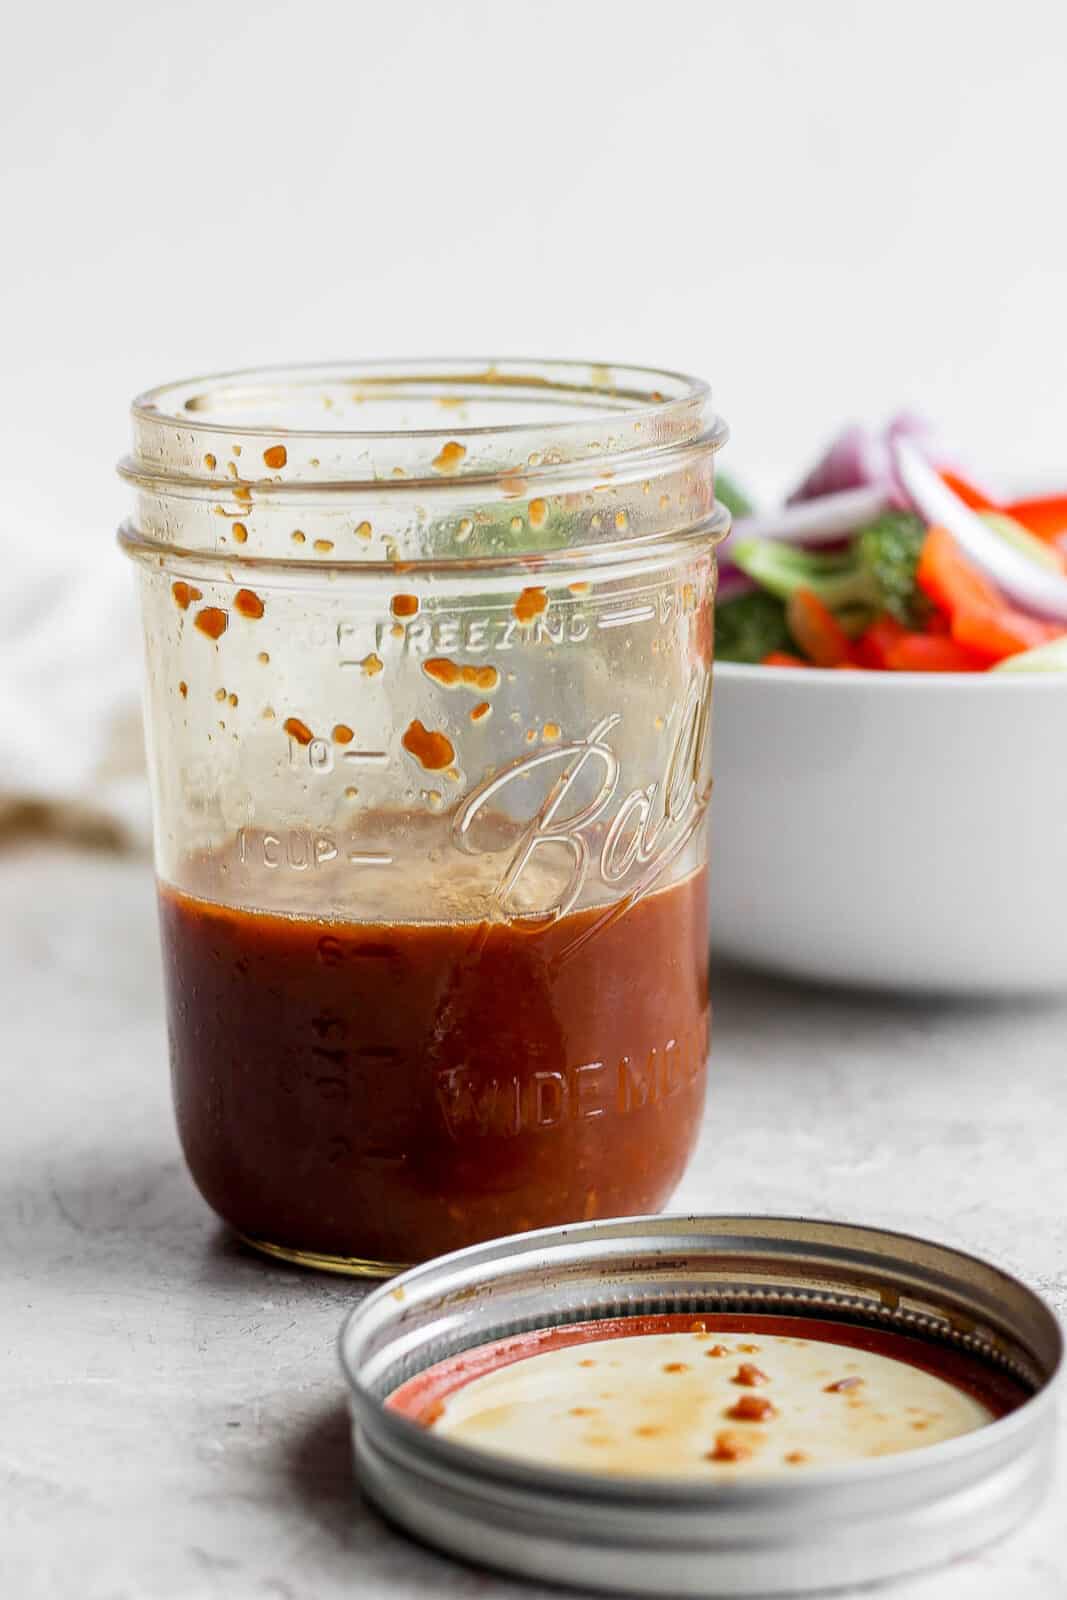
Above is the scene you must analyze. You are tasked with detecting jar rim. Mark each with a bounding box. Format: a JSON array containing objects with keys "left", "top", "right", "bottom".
[
  {"left": 130, "top": 356, "right": 711, "bottom": 444},
  {"left": 120, "top": 357, "right": 728, "bottom": 568}
]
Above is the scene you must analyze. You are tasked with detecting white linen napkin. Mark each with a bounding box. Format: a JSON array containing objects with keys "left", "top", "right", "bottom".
[{"left": 0, "top": 535, "right": 150, "bottom": 848}]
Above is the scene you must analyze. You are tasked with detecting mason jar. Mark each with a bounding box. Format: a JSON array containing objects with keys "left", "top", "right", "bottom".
[{"left": 119, "top": 359, "right": 729, "bottom": 1275}]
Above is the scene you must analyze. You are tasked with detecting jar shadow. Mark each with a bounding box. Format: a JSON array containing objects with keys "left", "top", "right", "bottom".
[{"left": 282, "top": 1399, "right": 522, "bottom": 1592}]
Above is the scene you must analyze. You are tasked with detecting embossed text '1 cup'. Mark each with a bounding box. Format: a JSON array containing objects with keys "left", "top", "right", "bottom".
[{"left": 118, "top": 359, "right": 729, "bottom": 1275}]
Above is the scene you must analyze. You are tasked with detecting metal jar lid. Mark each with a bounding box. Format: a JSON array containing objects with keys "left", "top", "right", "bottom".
[{"left": 338, "top": 1215, "right": 1062, "bottom": 1596}]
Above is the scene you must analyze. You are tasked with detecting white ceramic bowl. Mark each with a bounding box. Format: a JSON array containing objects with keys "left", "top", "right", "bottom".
[{"left": 710, "top": 663, "right": 1067, "bottom": 994}]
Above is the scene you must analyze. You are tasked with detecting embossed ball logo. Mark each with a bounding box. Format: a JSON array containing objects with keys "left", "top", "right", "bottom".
[{"left": 451, "top": 665, "right": 712, "bottom": 948}]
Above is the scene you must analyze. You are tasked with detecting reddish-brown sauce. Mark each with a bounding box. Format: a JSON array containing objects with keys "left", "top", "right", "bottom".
[
  {"left": 392, "top": 593, "right": 419, "bottom": 619},
  {"left": 157, "top": 865, "right": 709, "bottom": 1264},
  {"left": 232, "top": 522, "right": 248, "bottom": 544},
  {"left": 470, "top": 701, "right": 491, "bottom": 722},
  {"left": 283, "top": 717, "right": 314, "bottom": 746},
  {"left": 387, "top": 1314, "right": 1030, "bottom": 1425},
  {"left": 263, "top": 444, "right": 287, "bottom": 469},
  {"left": 172, "top": 581, "right": 203, "bottom": 611},
  {"left": 233, "top": 588, "right": 264, "bottom": 620},
  {"left": 402, "top": 719, "right": 455, "bottom": 771},
  {"left": 707, "top": 1430, "right": 759, "bottom": 1463},
  {"left": 514, "top": 586, "right": 548, "bottom": 623},
  {"left": 332, "top": 724, "right": 354, "bottom": 745},
  {"left": 727, "top": 1394, "right": 777, "bottom": 1422},
  {"left": 194, "top": 606, "right": 228, "bottom": 640},
  {"left": 432, "top": 440, "right": 466, "bottom": 474},
  {"left": 423, "top": 658, "right": 500, "bottom": 692}
]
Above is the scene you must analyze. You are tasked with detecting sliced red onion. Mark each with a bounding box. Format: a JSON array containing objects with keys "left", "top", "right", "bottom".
[
  {"left": 893, "top": 438, "right": 1067, "bottom": 623},
  {"left": 788, "top": 413, "right": 967, "bottom": 513},
  {"left": 729, "top": 484, "right": 892, "bottom": 548}
]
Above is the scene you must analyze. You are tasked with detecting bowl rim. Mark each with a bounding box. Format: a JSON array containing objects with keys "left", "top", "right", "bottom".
[{"left": 714, "top": 660, "right": 1067, "bottom": 690}]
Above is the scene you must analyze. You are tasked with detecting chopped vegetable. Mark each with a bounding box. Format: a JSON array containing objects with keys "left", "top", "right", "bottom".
[
  {"left": 1004, "top": 495, "right": 1067, "bottom": 542},
  {"left": 761, "top": 650, "right": 810, "bottom": 668},
  {"left": 883, "top": 635, "right": 987, "bottom": 672},
  {"left": 731, "top": 512, "right": 926, "bottom": 627},
  {"left": 715, "top": 590, "right": 791, "bottom": 663},
  {"left": 854, "top": 615, "right": 908, "bottom": 670},
  {"left": 981, "top": 511, "right": 1066, "bottom": 573},
  {"left": 731, "top": 486, "right": 891, "bottom": 548},
  {"left": 917, "top": 525, "right": 1060, "bottom": 661},
  {"left": 854, "top": 513, "right": 928, "bottom": 624},
  {"left": 992, "top": 635, "right": 1067, "bottom": 673},
  {"left": 785, "top": 589, "right": 854, "bottom": 667},
  {"left": 716, "top": 421, "right": 1067, "bottom": 672},
  {"left": 894, "top": 439, "right": 1067, "bottom": 622},
  {"left": 716, "top": 471, "right": 755, "bottom": 520},
  {"left": 950, "top": 602, "right": 1061, "bottom": 662}
]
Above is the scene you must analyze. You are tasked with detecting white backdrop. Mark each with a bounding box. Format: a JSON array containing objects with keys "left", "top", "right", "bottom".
[{"left": 3, "top": 0, "right": 1066, "bottom": 546}]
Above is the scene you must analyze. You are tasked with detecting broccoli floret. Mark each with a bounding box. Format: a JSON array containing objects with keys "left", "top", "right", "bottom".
[
  {"left": 730, "top": 512, "right": 928, "bottom": 629},
  {"left": 715, "top": 590, "right": 791, "bottom": 663},
  {"left": 855, "top": 513, "right": 928, "bottom": 625},
  {"left": 716, "top": 471, "right": 755, "bottom": 521}
]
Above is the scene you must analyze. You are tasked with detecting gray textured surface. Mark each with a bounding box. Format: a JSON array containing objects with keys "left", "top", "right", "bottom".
[{"left": 2, "top": 846, "right": 1064, "bottom": 1599}]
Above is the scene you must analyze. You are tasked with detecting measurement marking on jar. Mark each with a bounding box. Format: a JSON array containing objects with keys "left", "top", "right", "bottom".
[
  {"left": 341, "top": 749, "right": 390, "bottom": 766},
  {"left": 597, "top": 604, "right": 657, "bottom": 629},
  {"left": 347, "top": 852, "right": 394, "bottom": 868}
]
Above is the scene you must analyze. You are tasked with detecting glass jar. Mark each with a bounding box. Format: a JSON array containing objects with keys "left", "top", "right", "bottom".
[{"left": 119, "top": 359, "right": 729, "bottom": 1275}]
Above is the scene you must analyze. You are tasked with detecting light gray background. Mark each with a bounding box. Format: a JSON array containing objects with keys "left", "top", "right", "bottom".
[{"left": 3, "top": 0, "right": 1067, "bottom": 543}]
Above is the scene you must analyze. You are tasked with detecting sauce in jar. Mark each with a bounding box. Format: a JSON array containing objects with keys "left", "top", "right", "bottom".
[{"left": 158, "top": 844, "right": 708, "bottom": 1267}]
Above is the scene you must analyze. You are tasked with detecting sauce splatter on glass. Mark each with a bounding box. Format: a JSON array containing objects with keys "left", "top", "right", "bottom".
[
  {"left": 422, "top": 658, "right": 499, "bottom": 692},
  {"left": 284, "top": 717, "right": 314, "bottom": 746},
  {"left": 234, "top": 589, "right": 264, "bottom": 620},
  {"left": 195, "top": 606, "right": 228, "bottom": 640},
  {"left": 432, "top": 440, "right": 466, "bottom": 475},
  {"left": 402, "top": 720, "right": 455, "bottom": 772},
  {"left": 514, "top": 587, "right": 548, "bottom": 624},
  {"left": 172, "top": 581, "right": 203, "bottom": 611},
  {"left": 263, "top": 444, "right": 287, "bottom": 469}
]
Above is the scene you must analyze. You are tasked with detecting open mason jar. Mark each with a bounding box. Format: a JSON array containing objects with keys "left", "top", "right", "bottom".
[{"left": 119, "top": 359, "right": 729, "bottom": 1275}]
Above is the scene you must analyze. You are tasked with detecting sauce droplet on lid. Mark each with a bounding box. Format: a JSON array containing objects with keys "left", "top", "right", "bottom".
[
  {"left": 392, "top": 594, "right": 419, "bottom": 619},
  {"left": 402, "top": 720, "right": 455, "bottom": 772},
  {"left": 514, "top": 587, "right": 548, "bottom": 624},
  {"left": 263, "top": 444, "right": 287, "bottom": 469},
  {"left": 706, "top": 1429, "right": 761, "bottom": 1464},
  {"left": 825, "top": 1376, "right": 864, "bottom": 1393},
  {"left": 470, "top": 701, "right": 491, "bottom": 722},
  {"left": 194, "top": 606, "right": 228, "bottom": 640},
  {"left": 283, "top": 717, "right": 314, "bottom": 746},
  {"left": 727, "top": 1394, "right": 777, "bottom": 1423},
  {"left": 733, "top": 1363, "right": 770, "bottom": 1387},
  {"left": 234, "top": 588, "right": 264, "bottom": 620},
  {"left": 332, "top": 724, "right": 354, "bottom": 745}
]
